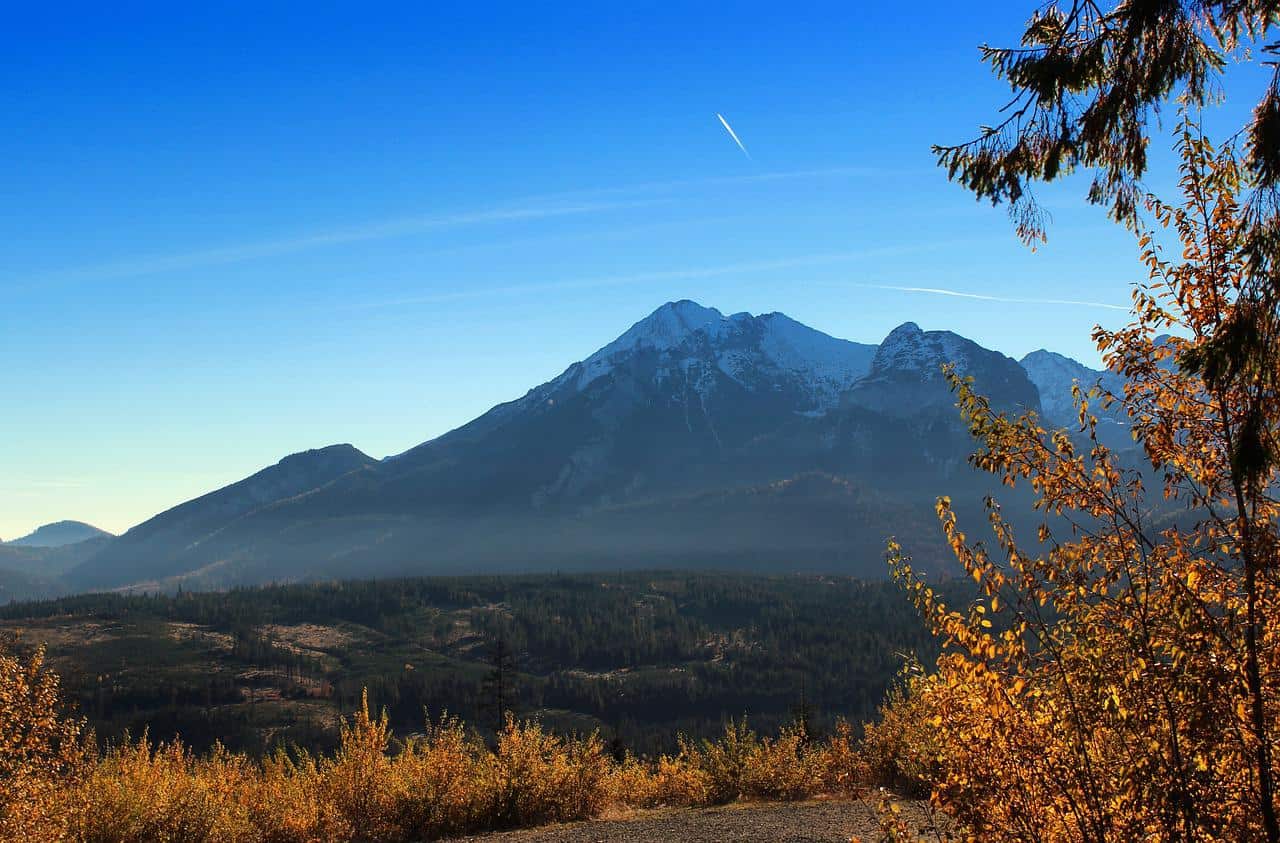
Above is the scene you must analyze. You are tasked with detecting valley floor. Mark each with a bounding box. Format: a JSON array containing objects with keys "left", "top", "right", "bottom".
[{"left": 456, "top": 798, "right": 937, "bottom": 842}]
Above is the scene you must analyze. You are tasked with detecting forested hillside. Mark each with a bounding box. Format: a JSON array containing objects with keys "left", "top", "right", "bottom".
[{"left": 0, "top": 572, "right": 963, "bottom": 757}]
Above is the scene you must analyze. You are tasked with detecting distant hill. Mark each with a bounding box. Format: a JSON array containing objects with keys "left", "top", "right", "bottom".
[
  {"left": 7, "top": 520, "right": 113, "bottom": 548},
  {"left": 61, "top": 301, "right": 1132, "bottom": 593}
]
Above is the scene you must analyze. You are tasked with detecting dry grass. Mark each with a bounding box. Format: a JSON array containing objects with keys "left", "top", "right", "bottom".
[{"left": 6, "top": 690, "right": 872, "bottom": 841}]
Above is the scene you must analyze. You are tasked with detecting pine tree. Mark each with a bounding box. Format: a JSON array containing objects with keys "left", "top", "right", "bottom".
[
  {"left": 937, "top": 1, "right": 1280, "bottom": 251},
  {"left": 481, "top": 637, "right": 516, "bottom": 732}
]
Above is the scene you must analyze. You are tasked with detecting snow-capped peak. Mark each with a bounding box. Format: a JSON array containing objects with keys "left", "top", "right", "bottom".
[
  {"left": 755, "top": 312, "right": 876, "bottom": 400},
  {"left": 1020, "top": 349, "right": 1086, "bottom": 382},
  {"left": 601, "top": 300, "right": 725, "bottom": 357},
  {"left": 562, "top": 301, "right": 876, "bottom": 410},
  {"left": 870, "top": 321, "right": 973, "bottom": 377},
  {"left": 568, "top": 301, "right": 726, "bottom": 390}
]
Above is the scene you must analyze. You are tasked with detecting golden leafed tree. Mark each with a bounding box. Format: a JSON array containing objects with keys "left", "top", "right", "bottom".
[
  {"left": 0, "top": 638, "right": 92, "bottom": 842},
  {"left": 889, "top": 121, "right": 1280, "bottom": 841}
]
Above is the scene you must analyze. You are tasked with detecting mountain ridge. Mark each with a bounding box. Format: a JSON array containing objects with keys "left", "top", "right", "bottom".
[{"left": 29, "top": 300, "right": 1124, "bottom": 596}]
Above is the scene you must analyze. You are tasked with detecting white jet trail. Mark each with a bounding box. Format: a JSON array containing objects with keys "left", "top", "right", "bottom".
[
  {"left": 716, "top": 113, "right": 751, "bottom": 159},
  {"left": 859, "top": 282, "right": 1128, "bottom": 311}
]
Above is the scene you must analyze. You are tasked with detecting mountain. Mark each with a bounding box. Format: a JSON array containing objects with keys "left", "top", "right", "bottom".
[
  {"left": 1020, "top": 349, "right": 1131, "bottom": 448},
  {"left": 6, "top": 520, "right": 112, "bottom": 547},
  {"left": 65, "top": 301, "right": 1085, "bottom": 592}
]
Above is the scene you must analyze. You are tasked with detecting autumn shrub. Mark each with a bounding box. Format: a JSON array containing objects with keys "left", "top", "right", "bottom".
[
  {"left": 604, "top": 752, "right": 663, "bottom": 807},
  {"left": 65, "top": 739, "right": 257, "bottom": 843},
  {"left": 644, "top": 745, "right": 716, "bottom": 806},
  {"left": 382, "top": 716, "right": 485, "bottom": 839},
  {"left": 476, "top": 714, "right": 612, "bottom": 829},
  {"left": 814, "top": 720, "right": 867, "bottom": 797},
  {"left": 244, "top": 749, "right": 352, "bottom": 843},
  {"left": 0, "top": 641, "right": 92, "bottom": 843},
  {"left": 313, "top": 694, "right": 403, "bottom": 840},
  {"left": 687, "top": 718, "right": 758, "bottom": 803},
  {"left": 737, "top": 723, "right": 828, "bottom": 800},
  {"left": 605, "top": 718, "right": 866, "bottom": 808},
  {"left": 859, "top": 664, "right": 940, "bottom": 796}
]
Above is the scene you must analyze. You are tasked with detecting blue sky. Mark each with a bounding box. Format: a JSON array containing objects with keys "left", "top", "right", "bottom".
[{"left": 1, "top": 2, "right": 1269, "bottom": 537}]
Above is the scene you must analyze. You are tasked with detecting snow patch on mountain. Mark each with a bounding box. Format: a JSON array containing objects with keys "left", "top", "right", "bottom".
[
  {"left": 870, "top": 322, "right": 979, "bottom": 378},
  {"left": 574, "top": 300, "right": 724, "bottom": 389},
  {"left": 1020, "top": 349, "right": 1124, "bottom": 427},
  {"left": 755, "top": 313, "right": 877, "bottom": 404},
  {"left": 566, "top": 301, "right": 875, "bottom": 411}
]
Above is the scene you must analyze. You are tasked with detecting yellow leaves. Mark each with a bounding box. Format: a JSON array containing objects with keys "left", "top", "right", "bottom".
[{"left": 886, "top": 133, "right": 1280, "bottom": 837}]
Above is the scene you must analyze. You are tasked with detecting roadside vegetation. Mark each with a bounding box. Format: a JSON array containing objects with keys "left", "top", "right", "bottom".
[{"left": 1, "top": 643, "right": 876, "bottom": 842}]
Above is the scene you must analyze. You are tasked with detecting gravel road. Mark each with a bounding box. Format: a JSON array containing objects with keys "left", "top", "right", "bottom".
[{"left": 455, "top": 798, "right": 938, "bottom": 842}]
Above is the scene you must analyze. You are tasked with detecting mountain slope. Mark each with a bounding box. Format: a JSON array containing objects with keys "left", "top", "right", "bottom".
[{"left": 69, "top": 444, "right": 375, "bottom": 589}]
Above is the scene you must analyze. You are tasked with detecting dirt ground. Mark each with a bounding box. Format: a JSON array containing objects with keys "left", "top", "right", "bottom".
[{"left": 455, "top": 798, "right": 941, "bottom": 842}]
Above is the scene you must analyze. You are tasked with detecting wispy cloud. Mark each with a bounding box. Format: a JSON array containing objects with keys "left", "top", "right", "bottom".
[
  {"left": 851, "top": 282, "right": 1128, "bottom": 312},
  {"left": 29, "top": 479, "right": 88, "bottom": 489},
  {"left": 7, "top": 199, "right": 668, "bottom": 291},
  {"left": 0, "top": 479, "right": 88, "bottom": 496},
  {"left": 7, "top": 165, "right": 911, "bottom": 293},
  {"left": 349, "top": 242, "right": 964, "bottom": 311}
]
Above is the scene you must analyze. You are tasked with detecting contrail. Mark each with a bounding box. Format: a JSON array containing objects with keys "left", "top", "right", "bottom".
[
  {"left": 716, "top": 113, "right": 751, "bottom": 159},
  {"left": 855, "top": 282, "right": 1128, "bottom": 311}
]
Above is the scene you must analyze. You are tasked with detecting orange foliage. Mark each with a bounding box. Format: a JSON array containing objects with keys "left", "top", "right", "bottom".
[
  {"left": 886, "top": 122, "right": 1280, "bottom": 841},
  {"left": 859, "top": 662, "right": 939, "bottom": 797}
]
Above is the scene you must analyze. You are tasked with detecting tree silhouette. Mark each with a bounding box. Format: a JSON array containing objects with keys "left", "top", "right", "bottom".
[{"left": 481, "top": 637, "right": 516, "bottom": 733}]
